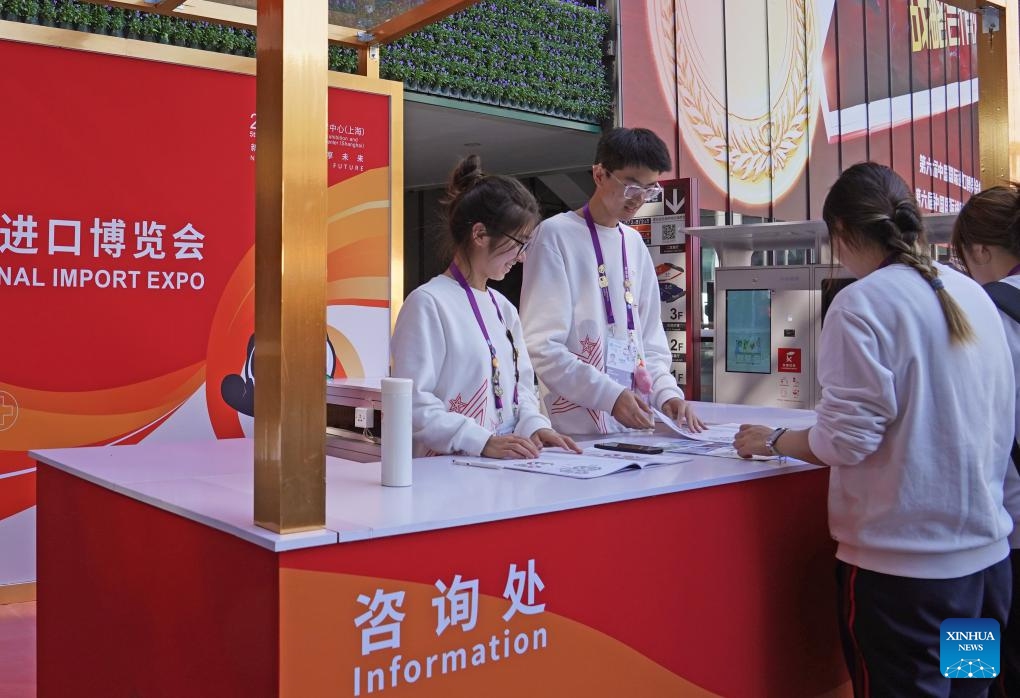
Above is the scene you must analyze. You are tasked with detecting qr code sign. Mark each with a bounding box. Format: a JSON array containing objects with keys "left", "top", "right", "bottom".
[{"left": 662, "top": 223, "right": 678, "bottom": 242}]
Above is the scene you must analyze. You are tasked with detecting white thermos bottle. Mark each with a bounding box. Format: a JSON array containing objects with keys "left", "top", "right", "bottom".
[{"left": 381, "top": 377, "right": 413, "bottom": 487}]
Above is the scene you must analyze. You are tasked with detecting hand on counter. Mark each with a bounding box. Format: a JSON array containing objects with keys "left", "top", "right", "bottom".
[
  {"left": 612, "top": 389, "right": 655, "bottom": 429},
  {"left": 482, "top": 435, "right": 541, "bottom": 460},
  {"left": 733, "top": 425, "right": 824, "bottom": 465},
  {"left": 733, "top": 424, "right": 773, "bottom": 458},
  {"left": 661, "top": 397, "right": 706, "bottom": 432},
  {"left": 531, "top": 428, "right": 582, "bottom": 454}
]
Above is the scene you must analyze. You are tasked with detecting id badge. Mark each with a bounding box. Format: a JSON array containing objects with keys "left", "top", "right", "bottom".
[
  {"left": 495, "top": 419, "right": 515, "bottom": 436},
  {"left": 606, "top": 335, "right": 637, "bottom": 389}
]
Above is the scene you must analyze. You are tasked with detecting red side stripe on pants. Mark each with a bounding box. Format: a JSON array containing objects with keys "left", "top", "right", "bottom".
[{"left": 846, "top": 565, "right": 871, "bottom": 697}]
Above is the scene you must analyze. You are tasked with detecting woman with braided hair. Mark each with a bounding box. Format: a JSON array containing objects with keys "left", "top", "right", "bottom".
[{"left": 735, "top": 163, "right": 1015, "bottom": 696}]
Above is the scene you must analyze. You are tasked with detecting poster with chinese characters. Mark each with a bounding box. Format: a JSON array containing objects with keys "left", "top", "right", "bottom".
[
  {"left": 0, "top": 38, "right": 398, "bottom": 586},
  {"left": 622, "top": 0, "right": 981, "bottom": 219},
  {"left": 211, "top": 82, "right": 396, "bottom": 439}
]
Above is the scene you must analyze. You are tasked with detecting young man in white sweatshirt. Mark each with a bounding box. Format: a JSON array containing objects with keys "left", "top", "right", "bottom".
[{"left": 520, "top": 127, "right": 703, "bottom": 435}]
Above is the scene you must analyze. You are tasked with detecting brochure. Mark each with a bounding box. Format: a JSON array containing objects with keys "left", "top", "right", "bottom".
[
  {"left": 650, "top": 407, "right": 778, "bottom": 461},
  {"left": 651, "top": 407, "right": 743, "bottom": 442},
  {"left": 452, "top": 447, "right": 691, "bottom": 479},
  {"left": 654, "top": 439, "right": 769, "bottom": 460}
]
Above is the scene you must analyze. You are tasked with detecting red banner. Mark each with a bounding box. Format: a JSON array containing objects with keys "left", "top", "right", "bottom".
[{"left": 0, "top": 37, "right": 396, "bottom": 582}]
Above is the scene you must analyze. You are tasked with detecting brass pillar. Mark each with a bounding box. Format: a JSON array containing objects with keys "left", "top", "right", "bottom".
[
  {"left": 357, "top": 45, "right": 380, "bottom": 79},
  {"left": 977, "top": 3, "right": 1009, "bottom": 186},
  {"left": 1007, "top": 1, "right": 1020, "bottom": 181},
  {"left": 254, "top": 0, "right": 328, "bottom": 533},
  {"left": 956, "top": 0, "right": 1020, "bottom": 185}
]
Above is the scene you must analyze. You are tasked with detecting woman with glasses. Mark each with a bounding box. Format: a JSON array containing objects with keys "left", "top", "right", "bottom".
[
  {"left": 521, "top": 127, "right": 704, "bottom": 435},
  {"left": 391, "top": 155, "right": 580, "bottom": 458}
]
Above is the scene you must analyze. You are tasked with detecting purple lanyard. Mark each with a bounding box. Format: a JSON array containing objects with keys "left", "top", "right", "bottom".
[
  {"left": 1008, "top": 263, "right": 1020, "bottom": 277},
  {"left": 448, "top": 263, "right": 519, "bottom": 417},
  {"left": 582, "top": 204, "right": 635, "bottom": 333}
]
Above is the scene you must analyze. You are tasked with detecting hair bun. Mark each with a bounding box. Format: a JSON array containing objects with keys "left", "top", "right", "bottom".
[
  {"left": 893, "top": 201, "right": 923, "bottom": 243},
  {"left": 445, "top": 154, "right": 484, "bottom": 203}
]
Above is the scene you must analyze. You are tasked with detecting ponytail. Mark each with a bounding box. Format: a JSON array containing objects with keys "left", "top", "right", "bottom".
[
  {"left": 439, "top": 155, "right": 539, "bottom": 268},
  {"left": 823, "top": 162, "right": 975, "bottom": 344},
  {"left": 442, "top": 154, "right": 485, "bottom": 208},
  {"left": 886, "top": 237, "right": 975, "bottom": 345}
]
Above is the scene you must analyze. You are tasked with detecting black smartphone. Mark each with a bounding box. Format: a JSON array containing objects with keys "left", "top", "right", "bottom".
[{"left": 594, "top": 442, "right": 664, "bottom": 455}]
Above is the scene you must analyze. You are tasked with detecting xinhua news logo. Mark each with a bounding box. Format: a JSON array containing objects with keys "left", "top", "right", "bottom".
[{"left": 940, "top": 618, "right": 1000, "bottom": 679}]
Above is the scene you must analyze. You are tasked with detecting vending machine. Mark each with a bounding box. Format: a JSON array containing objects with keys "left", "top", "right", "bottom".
[
  {"left": 697, "top": 212, "right": 953, "bottom": 408},
  {"left": 713, "top": 264, "right": 853, "bottom": 408}
]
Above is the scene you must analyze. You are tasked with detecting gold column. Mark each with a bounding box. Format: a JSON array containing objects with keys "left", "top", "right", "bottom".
[
  {"left": 254, "top": 0, "right": 328, "bottom": 533},
  {"left": 977, "top": 3, "right": 1008, "bottom": 187},
  {"left": 1008, "top": 1, "right": 1020, "bottom": 181},
  {"left": 357, "top": 45, "right": 380, "bottom": 79},
  {"left": 967, "top": 0, "right": 1020, "bottom": 186}
]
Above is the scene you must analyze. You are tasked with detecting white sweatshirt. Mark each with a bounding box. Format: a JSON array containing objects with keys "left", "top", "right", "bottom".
[
  {"left": 807, "top": 262, "right": 1015, "bottom": 578},
  {"left": 391, "top": 274, "right": 550, "bottom": 457},
  {"left": 991, "top": 274, "right": 1020, "bottom": 548},
  {"left": 520, "top": 210, "right": 683, "bottom": 435}
]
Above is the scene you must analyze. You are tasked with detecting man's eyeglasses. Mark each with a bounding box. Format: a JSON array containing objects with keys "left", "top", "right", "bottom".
[{"left": 605, "top": 169, "right": 664, "bottom": 203}]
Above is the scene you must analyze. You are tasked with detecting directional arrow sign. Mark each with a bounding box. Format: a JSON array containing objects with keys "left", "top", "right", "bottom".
[{"left": 665, "top": 189, "right": 685, "bottom": 214}]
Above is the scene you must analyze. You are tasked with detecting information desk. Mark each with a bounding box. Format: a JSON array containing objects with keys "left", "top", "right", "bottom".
[{"left": 34, "top": 403, "right": 850, "bottom": 697}]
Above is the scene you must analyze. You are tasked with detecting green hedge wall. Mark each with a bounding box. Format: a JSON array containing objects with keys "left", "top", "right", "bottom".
[
  {"left": 381, "top": 0, "right": 611, "bottom": 121},
  {"left": 0, "top": 0, "right": 611, "bottom": 123}
]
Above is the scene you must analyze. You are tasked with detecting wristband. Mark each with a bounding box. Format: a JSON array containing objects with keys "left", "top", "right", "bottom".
[{"left": 765, "top": 427, "right": 788, "bottom": 456}]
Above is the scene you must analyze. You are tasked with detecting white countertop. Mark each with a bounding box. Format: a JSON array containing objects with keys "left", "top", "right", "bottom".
[{"left": 31, "top": 402, "right": 818, "bottom": 553}]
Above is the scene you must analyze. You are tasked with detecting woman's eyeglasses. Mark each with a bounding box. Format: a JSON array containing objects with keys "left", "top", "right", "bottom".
[{"left": 501, "top": 230, "right": 533, "bottom": 258}]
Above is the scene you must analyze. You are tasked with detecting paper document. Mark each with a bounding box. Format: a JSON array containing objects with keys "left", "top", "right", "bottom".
[
  {"left": 657, "top": 440, "right": 774, "bottom": 460},
  {"left": 651, "top": 406, "right": 744, "bottom": 442},
  {"left": 453, "top": 448, "right": 691, "bottom": 479},
  {"left": 650, "top": 407, "right": 776, "bottom": 460}
]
